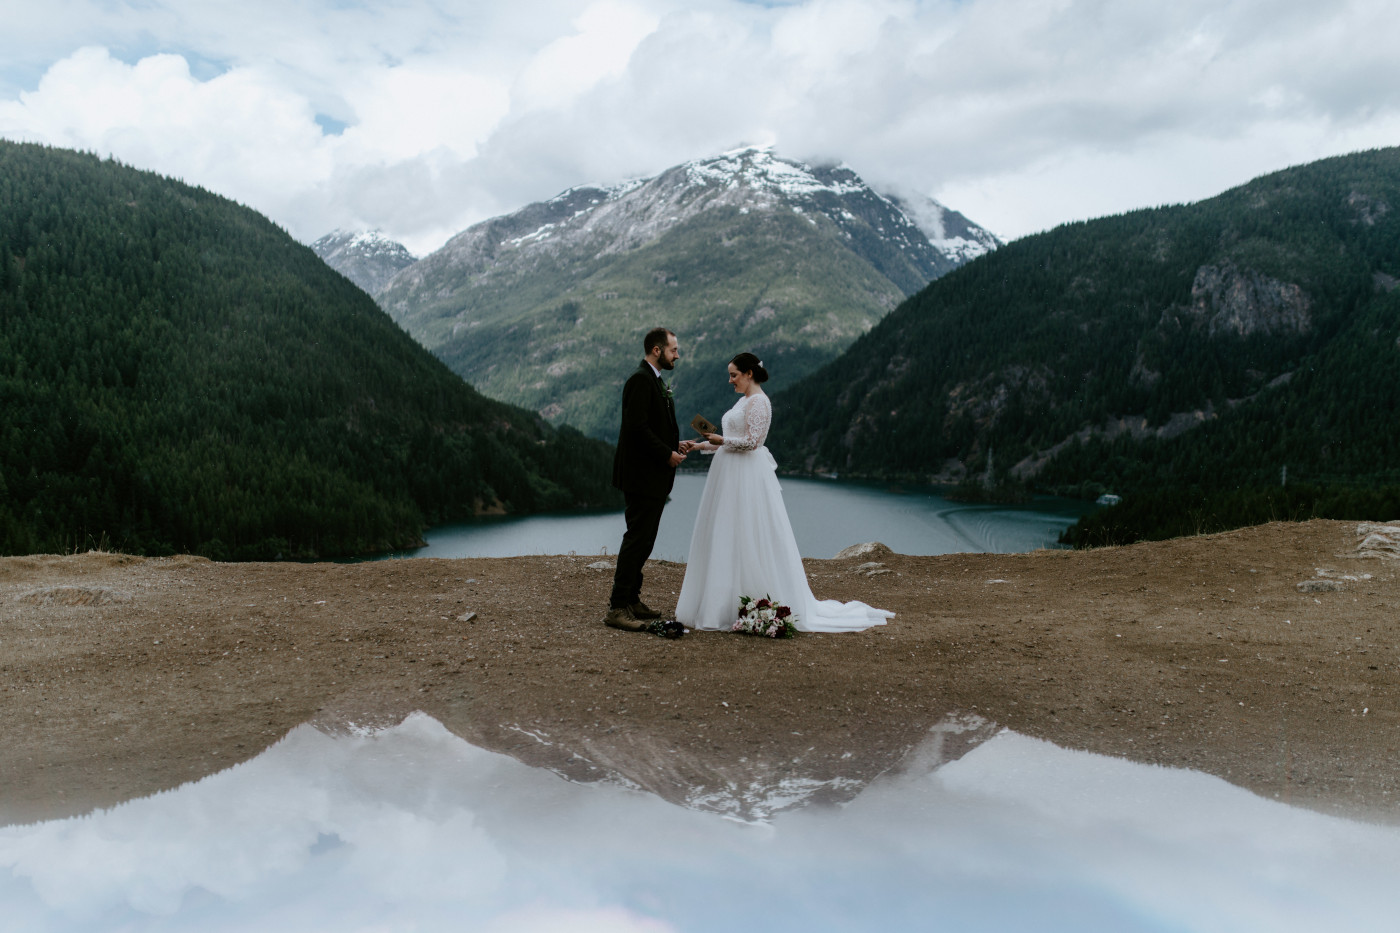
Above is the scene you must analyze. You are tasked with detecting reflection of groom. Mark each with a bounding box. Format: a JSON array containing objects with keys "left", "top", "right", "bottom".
[{"left": 605, "top": 327, "right": 690, "bottom": 630}]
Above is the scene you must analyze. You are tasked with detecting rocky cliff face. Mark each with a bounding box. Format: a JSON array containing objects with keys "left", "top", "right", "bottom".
[
  {"left": 311, "top": 230, "right": 417, "bottom": 295},
  {"left": 1187, "top": 262, "right": 1311, "bottom": 338},
  {"left": 372, "top": 146, "right": 1000, "bottom": 439}
]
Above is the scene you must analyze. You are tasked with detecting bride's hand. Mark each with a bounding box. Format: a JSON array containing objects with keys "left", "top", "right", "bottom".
[{"left": 705, "top": 433, "right": 722, "bottom": 445}]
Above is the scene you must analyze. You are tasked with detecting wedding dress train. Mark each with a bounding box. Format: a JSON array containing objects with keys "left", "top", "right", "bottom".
[{"left": 675, "top": 393, "right": 892, "bottom": 633}]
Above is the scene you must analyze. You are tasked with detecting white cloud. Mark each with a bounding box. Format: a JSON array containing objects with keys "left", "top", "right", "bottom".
[
  {"left": 513, "top": 1, "right": 661, "bottom": 112},
  {"left": 337, "top": 64, "right": 511, "bottom": 163},
  {"left": 0, "top": 43, "right": 510, "bottom": 251},
  {"left": 771, "top": 0, "right": 909, "bottom": 70},
  {"left": 0, "top": 47, "right": 330, "bottom": 204},
  {"left": 2, "top": 0, "right": 1398, "bottom": 251}
]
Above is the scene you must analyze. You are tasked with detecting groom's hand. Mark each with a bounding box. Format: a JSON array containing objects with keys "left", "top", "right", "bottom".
[{"left": 668, "top": 450, "right": 687, "bottom": 468}]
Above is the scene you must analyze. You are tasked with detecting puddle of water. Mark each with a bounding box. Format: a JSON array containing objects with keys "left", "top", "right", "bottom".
[{"left": 2, "top": 713, "right": 1398, "bottom": 932}]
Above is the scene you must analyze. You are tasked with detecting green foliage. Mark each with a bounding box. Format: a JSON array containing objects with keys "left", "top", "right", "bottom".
[
  {"left": 1063, "top": 483, "right": 1400, "bottom": 548},
  {"left": 0, "top": 142, "right": 619, "bottom": 559},
  {"left": 772, "top": 147, "right": 1400, "bottom": 542}
]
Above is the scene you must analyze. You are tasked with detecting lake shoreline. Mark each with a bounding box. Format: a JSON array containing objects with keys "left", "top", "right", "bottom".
[
  {"left": 2, "top": 518, "right": 1397, "bottom": 827},
  {"left": 387, "top": 471, "right": 1092, "bottom": 561}
]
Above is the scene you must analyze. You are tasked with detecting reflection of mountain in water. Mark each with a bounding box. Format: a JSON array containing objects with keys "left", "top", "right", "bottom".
[
  {"left": 5, "top": 713, "right": 1398, "bottom": 933},
  {"left": 315, "top": 706, "right": 1000, "bottom": 822},
  {"left": 681, "top": 713, "right": 999, "bottom": 821}
]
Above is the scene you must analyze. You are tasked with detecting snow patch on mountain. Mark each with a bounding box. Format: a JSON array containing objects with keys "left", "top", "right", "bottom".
[
  {"left": 422, "top": 148, "right": 996, "bottom": 294},
  {"left": 318, "top": 229, "right": 417, "bottom": 259},
  {"left": 685, "top": 145, "right": 864, "bottom": 199},
  {"left": 509, "top": 223, "right": 559, "bottom": 246},
  {"left": 934, "top": 235, "right": 997, "bottom": 263},
  {"left": 881, "top": 186, "right": 1002, "bottom": 263},
  {"left": 547, "top": 178, "right": 645, "bottom": 208},
  {"left": 311, "top": 229, "right": 417, "bottom": 294},
  {"left": 381, "top": 146, "right": 1001, "bottom": 310}
]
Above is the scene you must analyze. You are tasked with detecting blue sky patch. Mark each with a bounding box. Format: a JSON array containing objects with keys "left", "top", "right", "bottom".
[{"left": 315, "top": 113, "right": 349, "bottom": 136}]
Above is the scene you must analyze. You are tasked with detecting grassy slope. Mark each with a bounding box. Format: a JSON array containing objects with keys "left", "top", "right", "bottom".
[{"left": 430, "top": 205, "right": 906, "bottom": 438}]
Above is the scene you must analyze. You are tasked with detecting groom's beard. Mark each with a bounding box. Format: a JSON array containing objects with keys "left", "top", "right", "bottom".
[{"left": 657, "top": 358, "right": 675, "bottom": 371}]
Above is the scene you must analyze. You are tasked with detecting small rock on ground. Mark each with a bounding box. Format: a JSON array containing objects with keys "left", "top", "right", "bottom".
[{"left": 836, "top": 542, "right": 894, "bottom": 560}]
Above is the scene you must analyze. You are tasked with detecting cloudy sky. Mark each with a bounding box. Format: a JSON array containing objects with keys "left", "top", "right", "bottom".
[{"left": 2, "top": 0, "right": 1397, "bottom": 256}]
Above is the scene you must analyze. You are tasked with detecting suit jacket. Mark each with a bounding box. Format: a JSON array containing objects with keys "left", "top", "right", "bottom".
[{"left": 612, "top": 360, "right": 681, "bottom": 498}]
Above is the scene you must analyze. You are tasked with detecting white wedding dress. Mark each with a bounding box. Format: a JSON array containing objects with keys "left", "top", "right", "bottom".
[{"left": 675, "top": 392, "right": 892, "bottom": 633}]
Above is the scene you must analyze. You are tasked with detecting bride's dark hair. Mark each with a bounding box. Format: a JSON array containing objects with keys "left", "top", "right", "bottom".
[{"left": 730, "top": 352, "right": 769, "bottom": 384}]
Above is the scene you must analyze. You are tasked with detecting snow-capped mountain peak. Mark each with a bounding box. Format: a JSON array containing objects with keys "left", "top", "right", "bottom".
[
  {"left": 370, "top": 148, "right": 1005, "bottom": 439},
  {"left": 442, "top": 147, "right": 999, "bottom": 294},
  {"left": 682, "top": 145, "right": 865, "bottom": 200},
  {"left": 311, "top": 229, "right": 417, "bottom": 294}
]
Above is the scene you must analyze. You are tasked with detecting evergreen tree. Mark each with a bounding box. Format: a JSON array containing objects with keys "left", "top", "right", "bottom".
[{"left": 0, "top": 142, "right": 620, "bottom": 559}]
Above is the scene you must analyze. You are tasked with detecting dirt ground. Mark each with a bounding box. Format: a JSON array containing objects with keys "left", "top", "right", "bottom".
[{"left": 2, "top": 519, "right": 1398, "bottom": 827}]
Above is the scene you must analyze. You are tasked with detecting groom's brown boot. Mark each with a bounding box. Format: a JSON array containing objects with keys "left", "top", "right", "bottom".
[
  {"left": 628, "top": 601, "right": 662, "bottom": 620},
  {"left": 604, "top": 605, "right": 645, "bottom": 631}
]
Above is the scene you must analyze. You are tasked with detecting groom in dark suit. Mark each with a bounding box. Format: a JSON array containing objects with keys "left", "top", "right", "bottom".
[{"left": 606, "top": 327, "right": 689, "bottom": 630}]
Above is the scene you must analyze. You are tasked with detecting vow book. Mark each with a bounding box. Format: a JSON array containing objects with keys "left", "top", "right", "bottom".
[{"left": 690, "top": 414, "right": 718, "bottom": 437}]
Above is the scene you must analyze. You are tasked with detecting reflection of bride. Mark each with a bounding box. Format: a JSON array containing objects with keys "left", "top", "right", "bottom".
[{"left": 675, "top": 353, "right": 892, "bottom": 633}]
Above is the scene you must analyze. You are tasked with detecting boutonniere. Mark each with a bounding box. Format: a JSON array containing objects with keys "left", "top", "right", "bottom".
[{"left": 661, "top": 380, "right": 674, "bottom": 400}]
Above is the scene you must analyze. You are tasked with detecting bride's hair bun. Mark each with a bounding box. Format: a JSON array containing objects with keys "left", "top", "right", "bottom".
[{"left": 730, "top": 351, "right": 769, "bottom": 383}]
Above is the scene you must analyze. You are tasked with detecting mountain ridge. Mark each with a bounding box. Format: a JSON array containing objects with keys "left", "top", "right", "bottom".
[
  {"left": 362, "top": 146, "right": 999, "bottom": 438},
  {"left": 769, "top": 146, "right": 1400, "bottom": 536}
]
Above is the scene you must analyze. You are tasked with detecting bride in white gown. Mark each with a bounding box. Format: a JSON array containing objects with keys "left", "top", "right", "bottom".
[{"left": 675, "top": 353, "right": 892, "bottom": 633}]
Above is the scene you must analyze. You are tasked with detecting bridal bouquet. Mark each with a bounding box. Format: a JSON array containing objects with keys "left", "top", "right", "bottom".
[{"left": 733, "top": 595, "right": 798, "bottom": 638}]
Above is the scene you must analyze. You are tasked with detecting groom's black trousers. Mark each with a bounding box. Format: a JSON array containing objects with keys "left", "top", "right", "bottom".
[{"left": 610, "top": 492, "right": 666, "bottom": 609}]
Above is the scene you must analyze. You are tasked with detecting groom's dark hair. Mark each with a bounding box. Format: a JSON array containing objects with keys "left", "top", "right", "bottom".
[{"left": 644, "top": 327, "right": 675, "bottom": 355}]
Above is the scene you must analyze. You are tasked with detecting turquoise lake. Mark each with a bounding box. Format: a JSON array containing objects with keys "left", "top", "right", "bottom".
[{"left": 380, "top": 473, "right": 1095, "bottom": 560}]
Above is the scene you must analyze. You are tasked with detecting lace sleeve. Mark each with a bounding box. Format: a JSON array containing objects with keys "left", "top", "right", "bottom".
[{"left": 723, "top": 394, "right": 771, "bottom": 451}]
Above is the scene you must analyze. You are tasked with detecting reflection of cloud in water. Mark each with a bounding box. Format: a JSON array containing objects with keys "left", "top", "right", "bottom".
[{"left": 3, "top": 713, "right": 1398, "bottom": 932}]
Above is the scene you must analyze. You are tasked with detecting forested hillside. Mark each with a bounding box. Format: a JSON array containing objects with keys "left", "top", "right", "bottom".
[
  {"left": 772, "top": 148, "right": 1400, "bottom": 542},
  {"left": 0, "top": 142, "right": 618, "bottom": 560}
]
